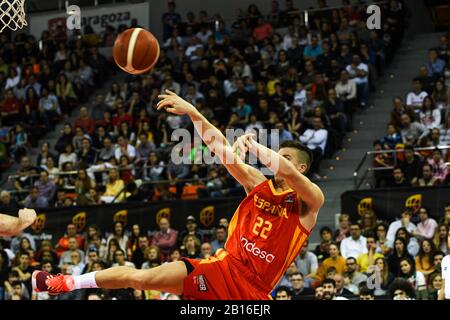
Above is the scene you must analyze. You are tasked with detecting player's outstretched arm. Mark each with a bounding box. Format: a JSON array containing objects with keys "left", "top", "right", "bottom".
[
  {"left": 242, "top": 134, "right": 324, "bottom": 211},
  {"left": 157, "top": 90, "right": 265, "bottom": 193},
  {"left": 0, "top": 208, "right": 36, "bottom": 237}
]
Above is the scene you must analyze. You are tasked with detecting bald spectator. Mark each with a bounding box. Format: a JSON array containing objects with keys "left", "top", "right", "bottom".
[
  {"left": 0, "top": 190, "right": 19, "bottom": 211},
  {"left": 151, "top": 218, "right": 178, "bottom": 258},
  {"left": 73, "top": 106, "right": 96, "bottom": 135}
]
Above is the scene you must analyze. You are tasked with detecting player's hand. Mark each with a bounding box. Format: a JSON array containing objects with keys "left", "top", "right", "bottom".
[
  {"left": 18, "top": 208, "right": 37, "bottom": 229},
  {"left": 157, "top": 90, "right": 195, "bottom": 115},
  {"left": 232, "top": 133, "right": 256, "bottom": 160}
]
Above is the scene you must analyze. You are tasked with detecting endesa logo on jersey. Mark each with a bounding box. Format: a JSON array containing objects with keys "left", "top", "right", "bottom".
[{"left": 240, "top": 236, "right": 275, "bottom": 263}]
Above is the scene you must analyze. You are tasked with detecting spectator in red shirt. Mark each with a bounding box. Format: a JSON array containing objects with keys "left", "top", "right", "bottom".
[
  {"left": 112, "top": 101, "right": 133, "bottom": 128},
  {"left": 1, "top": 89, "right": 21, "bottom": 125},
  {"left": 151, "top": 217, "right": 178, "bottom": 259},
  {"left": 55, "top": 223, "right": 85, "bottom": 258},
  {"left": 253, "top": 16, "right": 273, "bottom": 42},
  {"left": 74, "top": 106, "right": 96, "bottom": 135}
]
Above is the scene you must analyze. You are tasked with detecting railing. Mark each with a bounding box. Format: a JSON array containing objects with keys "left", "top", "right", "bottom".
[{"left": 353, "top": 145, "right": 450, "bottom": 190}]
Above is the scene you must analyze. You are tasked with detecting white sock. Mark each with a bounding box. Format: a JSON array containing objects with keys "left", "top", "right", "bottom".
[{"left": 73, "top": 271, "right": 98, "bottom": 290}]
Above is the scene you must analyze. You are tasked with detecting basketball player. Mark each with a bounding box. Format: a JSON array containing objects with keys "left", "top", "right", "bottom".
[
  {"left": 0, "top": 208, "right": 36, "bottom": 237},
  {"left": 32, "top": 90, "right": 324, "bottom": 300}
]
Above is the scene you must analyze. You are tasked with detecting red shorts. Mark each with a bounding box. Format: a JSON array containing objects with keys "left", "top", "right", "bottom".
[{"left": 182, "top": 250, "right": 272, "bottom": 300}]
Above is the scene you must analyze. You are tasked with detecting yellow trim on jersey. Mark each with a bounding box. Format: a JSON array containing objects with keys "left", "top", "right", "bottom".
[
  {"left": 199, "top": 249, "right": 228, "bottom": 264},
  {"left": 268, "top": 179, "right": 293, "bottom": 196},
  {"left": 270, "top": 226, "right": 307, "bottom": 288}
]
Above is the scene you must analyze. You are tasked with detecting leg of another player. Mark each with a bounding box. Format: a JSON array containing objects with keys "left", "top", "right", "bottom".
[{"left": 83, "top": 261, "right": 188, "bottom": 295}]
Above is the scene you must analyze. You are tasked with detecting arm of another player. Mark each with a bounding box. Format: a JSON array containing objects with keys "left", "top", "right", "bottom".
[
  {"left": 157, "top": 90, "right": 266, "bottom": 193},
  {"left": 0, "top": 208, "right": 37, "bottom": 237},
  {"left": 242, "top": 134, "right": 324, "bottom": 211}
]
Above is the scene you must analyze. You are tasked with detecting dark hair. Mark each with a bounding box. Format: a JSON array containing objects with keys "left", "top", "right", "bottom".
[
  {"left": 275, "top": 285, "right": 292, "bottom": 297},
  {"left": 279, "top": 140, "right": 313, "bottom": 172},
  {"left": 389, "top": 277, "right": 415, "bottom": 299},
  {"left": 215, "top": 225, "right": 226, "bottom": 232},
  {"left": 320, "top": 226, "right": 332, "bottom": 235},
  {"left": 399, "top": 257, "right": 416, "bottom": 278},
  {"left": 359, "top": 285, "right": 374, "bottom": 297},
  {"left": 322, "top": 278, "right": 336, "bottom": 288}
]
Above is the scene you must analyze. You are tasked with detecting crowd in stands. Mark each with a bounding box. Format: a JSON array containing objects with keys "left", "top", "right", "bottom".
[
  {"left": 5, "top": 0, "right": 450, "bottom": 301},
  {"left": 373, "top": 32, "right": 450, "bottom": 188},
  {"left": 2, "top": 0, "right": 409, "bottom": 207}
]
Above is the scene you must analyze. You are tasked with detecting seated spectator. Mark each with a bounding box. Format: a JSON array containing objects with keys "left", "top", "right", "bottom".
[
  {"left": 231, "top": 97, "right": 252, "bottom": 126},
  {"left": 386, "top": 167, "right": 410, "bottom": 188},
  {"left": 141, "top": 245, "right": 162, "bottom": 269},
  {"left": 411, "top": 163, "right": 440, "bottom": 186},
  {"left": 316, "top": 243, "right": 346, "bottom": 280},
  {"left": 425, "top": 49, "right": 446, "bottom": 78},
  {"left": 14, "top": 156, "right": 38, "bottom": 191},
  {"left": 1, "top": 89, "right": 21, "bottom": 125},
  {"left": 142, "top": 152, "right": 165, "bottom": 181},
  {"left": 253, "top": 16, "right": 273, "bottom": 42},
  {"left": 74, "top": 169, "right": 96, "bottom": 198},
  {"left": 59, "top": 237, "right": 85, "bottom": 268},
  {"left": 390, "top": 96, "right": 416, "bottom": 129},
  {"left": 335, "top": 70, "right": 357, "bottom": 130},
  {"left": 34, "top": 170, "right": 56, "bottom": 204},
  {"left": 98, "top": 137, "right": 115, "bottom": 162},
  {"left": 77, "top": 138, "right": 97, "bottom": 168},
  {"left": 274, "top": 286, "right": 292, "bottom": 300},
  {"left": 178, "top": 216, "right": 203, "bottom": 247},
  {"left": 406, "top": 78, "right": 428, "bottom": 111},
  {"left": 320, "top": 278, "right": 348, "bottom": 300},
  {"left": 315, "top": 226, "right": 333, "bottom": 262},
  {"left": 38, "top": 87, "right": 60, "bottom": 131},
  {"left": 431, "top": 79, "right": 448, "bottom": 109},
  {"left": 72, "top": 126, "right": 91, "bottom": 153},
  {"left": 380, "top": 123, "right": 402, "bottom": 150},
  {"left": 322, "top": 88, "right": 346, "bottom": 139},
  {"left": 112, "top": 102, "right": 133, "bottom": 128},
  {"left": 387, "top": 210, "right": 417, "bottom": 248},
  {"left": 58, "top": 143, "right": 77, "bottom": 169},
  {"left": 433, "top": 223, "right": 449, "bottom": 254},
  {"left": 340, "top": 223, "right": 367, "bottom": 259},
  {"left": 23, "top": 186, "right": 49, "bottom": 209},
  {"left": 289, "top": 271, "right": 314, "bottom": 300},
  {"left": 101, "top": 168, "right": 126, "bottom": 203},
  {"left": 395, "top": 227, "right": 420, "bottom": 257},
  {"left": 55, "top": 123, "right": 74, "bottom": 154},
  {"left": 181, "top": 234, "right": 201, "bottom": 259},
  {"left": 135, "top": 132, "right": 155, "bottom": 165},
  {"left": 427, "top": 148, "right": 448, "bottom": 183},
  {"left": 8, "top": 123, "right": 28, "bottom": 163},
  {"left": 399, "top": 146, "right": 423, "bottom": 184},
  {"left": 398, "top": 257, "right": 427, "bottom": 297},
  {"left": 74, "top": 106, "right": 96, "bottom": 135},
  {"left": 303, "top": 35, "right": 323, "bottom": 61},
  {"left": 56, "top": 73, "right": 77, "bottom": 116},
  {"left": 55, "top": 223, "right": 85, "bottom": 258},
  {"left": 0, "top": 190, "right": 19, "bottom": 211},
  {"left": 151, "top": 217, "right": 178, "bottom": 258},
  {"left": 400, "top": 113, "right": 429, "bottom": 146},
  {"left": 345, "top": 256, "right": 368, "bottom": 291},
  {"left": 112, "top": 249, "right": 135, "bottom": 268},
  {"left": 333, "top": 273, "right": 355, "bottom": 298},
  {"left": 299, "top": 116, "right": 328, "bottom": 179},
  {"left": 427, "top": 272, "right": 443, "bottom": 301},
  {"left": 389, "top": 277, "right": 416, "bottom": 300},
  {"left": 419, "top": 97, "right": 441, "bottom": 130},
  {"left": 415, "top": 239, "right": 436, "bottom": 277},
  {"left": 210, "top": 225, "right": 227, "bottom": 254},
  {"left": 294, "top": 239, "right": 318, "bottom": 288},
  {"left": 359, "top": 285, "right": 375, "bottom": 300},
  {"left": 413, "top": 207, "right": 438, "bottom": 240},
  {"left": 346, "top": 54, "right": 369, "bottom": 108},
  {"left": 115, "top": 136, "right": 136, "bottom": 161},
  {"left": 387, "top": 236, "right": 415, "bottom": 277},
  {"left": 91, "top": 94, "right": 107, "bottom": 121}
]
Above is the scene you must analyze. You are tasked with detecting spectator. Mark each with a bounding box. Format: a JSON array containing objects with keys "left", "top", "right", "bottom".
[
  {"left": 151, "top": 217, "right": 178, "bottom": 258},
  {"left": 359, "top": 286, "right": 375, "bottom": 300},
  {"left": 357, "top": 234, "right": 384, "bottom": 273},
  {"left": 274, "top": 285, "right": 292, "bottom": 300},
  {"left": 321, "top": 278, "right": 348, "bottom": 300},
  {"left": 425, "top": 49, "right": 446, "bottom": 78},
  {"left": 135, "top": 132, "right": 155, "bottom": 165},
  {"left": 419, "top": 97, "right": 441, "bottom": 130},
  {"left": 398, "top": 257, "right": 427, "bottom": 297},
  {"left": 33, "top": 170, "right": 56, "bottom": 204},
  {"left": 98, "top": 137, "right": 115, "bottom": 162},
  {"left": 415, "top": 239, "right": 436, "bottom": 277},
  {"left": 59, "top": 237, "right": 85, "bottom": 268},
  {"left": 390, "top": 96, "right": 415, "bottom": 129},
  {"left": 316, "top": 243, "right": 346, "bottom": 280},
  {"left": 413, "top": 207, "right": 438, "bottom": 240},
  {"left": 346, "top": 54, "right": 369, "bottom": 108},
  {"left": 303, "top": 36, "right": 323, "bottom": 61},
  {"left": 115, "top": 136, "right": 136, "bottom": 161},
  {"left": 0, "top": 190, "right": 19, "bottom": 211},
  {"left": 387, "top": 237, "right": 414, "bottom": 277},
  {"left": 253, "top": 16, "right": 273, "bottom": 42},
  {"left": 335, "top": 70, "right": 357, "bottom": 130},
  {"left": 141, "top": 245, "right": 162, "bottom": 269},
  {"left": 380, "top": 123, "right": 402, "bottom": 150},
  {"left": 38, "top": 87, "right": 60, "bottom": 131},
  {"left": 288, "top": 271, "right": 314, "bottom": 300},
  {"left": 315, "top": 226, "right": 333, "bottom": 262},
  {"left": 210, "top": 225, "right": 227, "bottom": 254},
  {"left": 340, "top": 223, "right": 367, "bottom": 259},
  {"left": 77, "top": 138, "right": 97, "bottom": 168},
  {"left": 74, "top": 106, "right": 96, "bottom": 135},
  {"left": 411, "top": 163, "right": 439, "bottom": 186},
  {"left": 112, "top": 249, "right": 135, "bottom": 268},
  {"left": 178, "top": 216, "right": 203, "bottom": 246},
  {"left": 1, "top": 89, "right": 21, "bottom": 125},
  {"left": 427, "top": 148, "right": 448, "bottom": 183},
  {"left": 406, "top": 78, "right": 428, "bottom": 111},
  {"left": 387, "top": 167, "right": 410, "bottom": 188},
  {"left": 58, "top": 143, "right": 77, "bottom": 169},
  {"left": 299, "top": 116, "right": 327, "bottom": 179},
  {"left": 387, "top": 210, "right": 417, "bottom": 248},
  {"left": 101, "top": 168, "right": 126, "bottom": 203},
  {"left": 399, "top": 146, "right": 423, "bottom": 184},
  {"left": 294, "top": 239, "right": 318, "bottom": 288},
  {"left": 400, "top": 113, "right": 429, "bottom": 146},
  {"left": 23, "top": 186, "right": 49, "bottom": 209},
  {"left": 106, "top": 221, "right": 129, "bottom": 255},
  {"left": 162, "top": 1, "right": 182, "bottom": 41},
  {"left": 389, "top": 277, "right": 416, "bottom": 300},
  {"left": 91, "top": 94, "right": 107, "bottom": 121},
  {"left": 434, "top": 223, "right": 449, "bottom": 254}
]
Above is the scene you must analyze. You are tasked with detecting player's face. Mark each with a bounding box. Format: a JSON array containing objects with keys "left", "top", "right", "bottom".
[{"left": 277, "top": 147, "right": 307, "bottom": 179}]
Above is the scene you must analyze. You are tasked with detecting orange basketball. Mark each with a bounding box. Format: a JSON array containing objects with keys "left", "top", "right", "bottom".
[{"left": 113, "top": 28, "right": 160, "bottom": 75}]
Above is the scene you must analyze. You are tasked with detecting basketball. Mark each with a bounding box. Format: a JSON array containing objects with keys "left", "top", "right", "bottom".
[{"left": 113, "top": 27, "right": 160, "bottom": 75}]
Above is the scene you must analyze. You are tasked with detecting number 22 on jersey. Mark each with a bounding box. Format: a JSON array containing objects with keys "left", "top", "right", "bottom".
[{"left": 252, "top": 216, "right": 272, "bottom": 239}]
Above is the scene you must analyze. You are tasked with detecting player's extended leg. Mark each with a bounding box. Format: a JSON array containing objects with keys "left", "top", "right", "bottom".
[{"left": 33, "top": 261, "right": 188, "bottom": 295}]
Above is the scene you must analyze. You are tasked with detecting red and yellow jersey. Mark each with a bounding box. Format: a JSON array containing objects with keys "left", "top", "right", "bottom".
[{"left": 224, "top": 179, "right": 310, "bottom": 291}]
